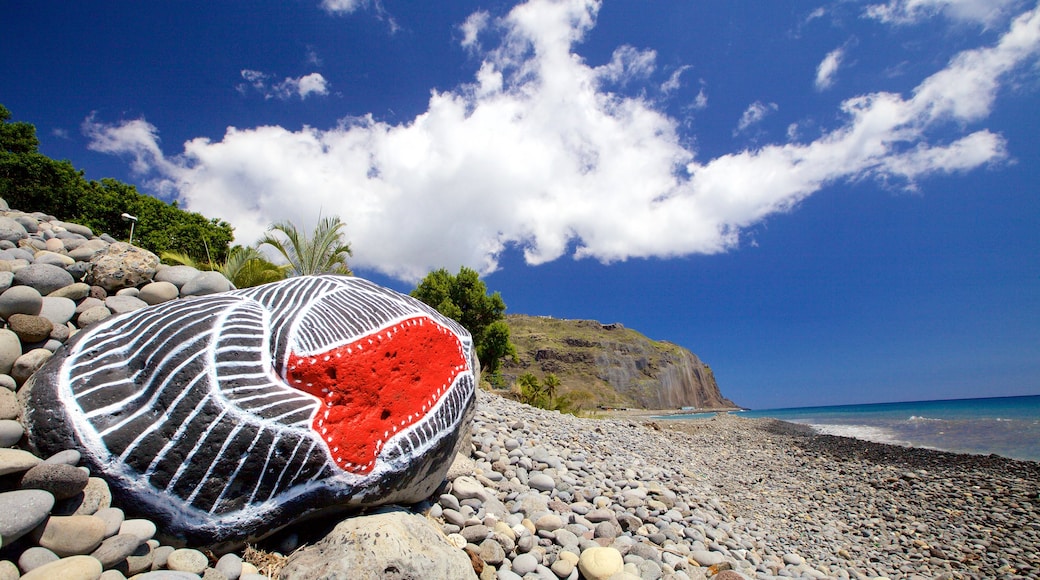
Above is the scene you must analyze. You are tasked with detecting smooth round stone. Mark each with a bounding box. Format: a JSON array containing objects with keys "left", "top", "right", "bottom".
[
  {"left": 20, "top": 462, "right": 90, "bottom": 500},
  {"left": 104, "top": 295, "right": 148, "bottom": 315},
  {"left": 77, "top": 305, "right": 112, "bottom": 327},
  {"left": 529, "top": 473, "right": 557, "bottom": 492},
  {"left": 75, "top": 296, "right": 104, "bottom": 313},
  {"left": 0, "top": 271, "right": 12, "bottom": 292},
  {"left": 39, "top": 296, "right": 77, "bottom": 326},
  {"left": 124, "top": 541, "right": 154, "bottom": 575},
  {"left": 18, "top": 546, "right": 59, "bottom": 573},
  {"left": 0, "top": 489, "right": 54, "bottom": 544},
  {"left": 19, "top": 555, "right": 103, "bottom": 580},
  {"left": 0, "top": 448, "right": 43, "bottom": 475},
  {"left": 0, "top": 375, "right": 14, "bottom": 391},
  {"left": 166, "top": 548, "right": 208, "bottom": 574},
  {"left": 0, "top": 389, "right": 18, "bottom": 420},
  {"left": 0, "top": 285, "right": 43, "bottom": 318},
  {"left": 0, "top": 560, "right": 17, "bottom": 580},
  {"left": 578, "top": 547, "right": 625, "bottom": 580},
  {"left": 8, "top": 313, "right": 53, "bottom": 343},
  {"left": 783, "top": 553, "right": 806, "bottom": 565},
  {"left": 67, "top": 477, "right": 113, "bottom": 516},
  {"left": 445, "top": 533, "right": 467, "bottom": 549},
  {"left": 119, "top": 518, "right": 157, "bottom": 542},
  {"left": 452, "top": 475, "right": 487, "bottom": 500},
  {"left": 91, "top": 533, "right": 143, "bottom": 568},
  {"left": 154, "top": 265, "right": 202, "bottom": 289},
  {"left": 94, "top": 507, "right": 125, "bottom": 537},
  {"left": 11, "top": 348, "right": 52, "bottom": 385},
  {"left": 535, "top": 514, "right": 564, "bottom": 532},
  {"left": 0, "top": 419, "right": 22, "bottom": 447},
  {"left": 138, "top": 281, "right": 179, "bottom": 305},
  {"left": 115, "top": 287, "right": 140, "bottom": 297},
  {"left": 44, "top": 238, "right": 64, "bottom": 252},
  {"left": 461, "top": 524, "right": 491, "bottom": 543},
  {"left": 49, "top": 320, "right": 71, "bottom": 342},
  {"left": 512, "top": 553, "right": 540, "bottom": 575},
  {"left": 551, "top": 556, "right": 576, "bottom": 578},
  {"left": 0, "top": 218, "right": 27, "bottom": 243},
  {"left": 690, "top": 550, "right": 725, "bottom": 566},
  {"left": 43, "top": 449, "right": 81, "bottom": 466},
  {"left": 67, "top": 242, "right": 108, "bottom": 262},
  {"left": 50, "top": 282, "right": 91, "bottom": 301},
  {"left": 31, "top": 514, "right": 107, "bottom": 557},
  {"left": 180, "top": 271, "right": 232, "bottom": 297},
  {"left": 134, "top": 572, "right": 204, "bottom": 580},
  {"left": 151, "top": 545, "right": 175, "bottom": 569},
  {"left": 478, "top": 538, "right": 505, "bottom": 566},
  {"left": 33, "top": 251, "right": 75, "bottom": 268},
  {"left": 214, "top": 553, "right": 242, "bottom": 580},
  {"left": 0, "top": 330, "right": 19, "bottom": 376},
  {"left": 57, "top": 221, "right": 94, "bottom": 238},
  {"left": 13, "top": 263, "right": 75, "bottom": 295}
]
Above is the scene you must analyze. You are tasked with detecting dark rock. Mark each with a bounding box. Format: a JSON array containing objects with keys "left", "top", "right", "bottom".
[
  {"left": 20, "top": 462, "right": 90, "bottom": 500},
  {"left": 8, "top": 314, "right": 54, "bottom": 343},
  {"left": 23, "top": 275, "right": 478, "bottom": 551}
]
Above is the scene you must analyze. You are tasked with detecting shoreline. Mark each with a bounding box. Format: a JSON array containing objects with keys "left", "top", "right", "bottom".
[{"left": 456, "top": 391, "right": 1040, "bottom": 579}]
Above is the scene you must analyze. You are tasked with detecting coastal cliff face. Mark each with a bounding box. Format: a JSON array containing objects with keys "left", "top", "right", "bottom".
[{"left": 501, "top": 314, "right": 737, "bottom": 410}]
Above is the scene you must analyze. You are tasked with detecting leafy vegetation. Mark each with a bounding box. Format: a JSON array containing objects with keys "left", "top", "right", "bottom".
[
  {"left": 513, "top": 372, "right": 590, "bottom": 415},
  {"left": 410, "top": 266, "right": 517, "bottom": 383},
  {"left": 0, "top": 104, "right": 234, "bottom": 262},
  {"left": 161, "top": 246, "right": 289, "bottom": 288},
  {"left": 258, "top": 216, "right": 353, "bottom": 277}
]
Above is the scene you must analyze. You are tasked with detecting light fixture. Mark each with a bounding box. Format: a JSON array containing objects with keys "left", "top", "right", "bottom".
[{"left": 121, "top": 213, "right": 138, "bottom": 245}]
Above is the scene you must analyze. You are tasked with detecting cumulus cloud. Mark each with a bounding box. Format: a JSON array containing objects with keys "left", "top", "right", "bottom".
[
  {"left": 461, "top": 10, "right": 491, "bottom": 50},
  {"left": 815, "top": 47, "right": 845, "bottom": 90},
  {"left": 238, "top": 70, "right": 329, "bottom": 100},
  {"left": 736, "top": 101, "right": 779, "bottom": 133},
  {"left": 595, "top": 45, "right": 657, "bottom": 85},
  {"left": 864, "top": 0, "right": 1024, "bottom": 27},
  {"left": 85, "top": 0, "right": 1040, "bottom": 281}
]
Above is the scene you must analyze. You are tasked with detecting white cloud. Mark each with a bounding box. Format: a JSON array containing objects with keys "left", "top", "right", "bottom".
[
  {"left": 693, "top": 86, "right": 708, "bottom": 110},
  {"left": 864, "top": 0, "right": 1023, "bottom": 27},
  {"left": 661, "top": 65, "right": 691, "bottom": 94},
  {"left": 461, "top": 10, "right": 491, "bottom": 50},
  {"left": 595, "top": 45, "right": 657, "bottom": 85},
  {"left": 815, "top": 47, "right": 845, "bottom": 90},
  {"left": 85, "top": 0, "right": 1040, "bottom": 282},
  {"left": 238, "top": 70, "right": 329, "bottom": 100},
  {"left": 736, "top": 101, "right": 779, "bottom": 133},
  {"left": 320, "top": 0, "right": 364, "bottom": 15}
]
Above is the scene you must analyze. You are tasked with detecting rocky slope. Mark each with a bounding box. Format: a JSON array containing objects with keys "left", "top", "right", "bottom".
[{"left": 501, "top": 314, "right": 738, "bottom": 410}]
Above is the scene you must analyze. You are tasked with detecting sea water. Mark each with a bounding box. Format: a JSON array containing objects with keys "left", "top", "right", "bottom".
[{"left": 663, "top": 394, "right": 1040, "bottom": 462}]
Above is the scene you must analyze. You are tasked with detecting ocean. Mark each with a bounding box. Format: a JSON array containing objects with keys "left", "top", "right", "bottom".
[{"left": 661, "top": 394, "right": 1040, "bottom": 462}]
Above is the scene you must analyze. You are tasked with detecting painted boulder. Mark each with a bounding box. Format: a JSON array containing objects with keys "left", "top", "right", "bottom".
[{"left": 22, "top": 275, "right": 477, "bottom": 550}]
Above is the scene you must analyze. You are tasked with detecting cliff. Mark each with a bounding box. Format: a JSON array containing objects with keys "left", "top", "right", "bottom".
[{"left": 500, "top": 314, "right": 738, "bottom": 410}]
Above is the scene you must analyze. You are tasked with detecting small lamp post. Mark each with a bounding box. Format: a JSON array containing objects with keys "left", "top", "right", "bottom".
[{"left": 121, "top": 213, "right": 138, "bottom": 245}]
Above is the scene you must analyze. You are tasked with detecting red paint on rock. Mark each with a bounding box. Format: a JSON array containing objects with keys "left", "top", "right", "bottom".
[{"left": 286, "top": 316, "right": 468, "bottom": 474}]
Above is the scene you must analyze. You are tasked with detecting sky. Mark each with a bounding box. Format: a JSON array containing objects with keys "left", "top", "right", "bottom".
[{"left": 3, "top": 0, "right": 1039, "bottom": 409}]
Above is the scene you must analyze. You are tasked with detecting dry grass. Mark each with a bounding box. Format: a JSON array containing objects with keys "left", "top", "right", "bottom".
[{"left": 243, "top": 544, "right": 291, "bottom": 579}]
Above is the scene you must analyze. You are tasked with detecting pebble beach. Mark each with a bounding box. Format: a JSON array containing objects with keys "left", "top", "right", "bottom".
[{"left": 437, "top": 390, "right": 1040, "bottom": 580}]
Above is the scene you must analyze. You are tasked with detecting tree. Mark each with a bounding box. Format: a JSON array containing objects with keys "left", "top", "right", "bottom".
[
  {"left": 162, "top": 246, "right": 288, "bottom": 288},
  {"left": 258, "top": 216, "right": 353, "bottom": 276},
  {"left": 410, "top": 266, "right": 517, "bottom": 379}
]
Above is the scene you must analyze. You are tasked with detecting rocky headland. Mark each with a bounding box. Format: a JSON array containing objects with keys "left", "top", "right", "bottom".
[{"left": 502, "top": 315, "right": 736, "bottom": 411}]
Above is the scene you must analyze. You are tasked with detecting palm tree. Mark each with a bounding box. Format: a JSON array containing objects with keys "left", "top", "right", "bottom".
[{"left": 258, "top": 215, "right": 353, "bottom": 277}]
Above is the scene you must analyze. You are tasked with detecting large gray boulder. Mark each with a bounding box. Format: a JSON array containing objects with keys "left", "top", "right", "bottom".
[
  {"left": 280, "top": 508, "right": 478, "bottom": 580},
  {"left": 22, "top": 275, "right": 478, "bottom": 551},
  {"left": 13, "top": 263, "right": 75, "bottom": 296}
]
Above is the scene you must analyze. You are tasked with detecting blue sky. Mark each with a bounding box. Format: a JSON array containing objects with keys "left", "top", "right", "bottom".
[{"left": 4, "top": 0, "right": 1039, "bottom": 409}]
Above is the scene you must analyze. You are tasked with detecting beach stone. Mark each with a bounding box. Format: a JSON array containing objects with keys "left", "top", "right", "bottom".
[
  {"left": 14, "top": 263, "right": 75, "bottom": 295},
  {"left": 529, "top": 473, "right": 556, "bottom": 492},
  {"left": 104, "top": 295, "right": 148, "bottom": 315},
  {"left": 87, "top": 243, "right": 160, "bottom": 292},
  {"left": 452, "top": 475, "right": 487, "bottom": 500},
  {"left": 57, "top": 221, "right": 94, "bottom": 238},
  {"left": 31, "top": 514, "right": 107, "bottom": 557},
  {"left": 115, "top": 287, "right": 139, "bottom": 297},
  {"left": 214, "top": 553, "right": 242, "bottom": 580},
  {"left": 91, "top": 533, "right": 143, "bottom": 569},
  {"left": 578, "top": 547, "right": 624, "bottom": 580},
  {"left": 167, "top": 548, "right": 208, "bottom": 574},
  {"left": 511, "top": 552, "right": 540, "bottom": 575},
  {"left": 0, "top": 375, "right": 13, "bottom": 391},
  {"left": 690, "top": 550, "right": 725, "bottom": 566},
  {"left": 18, "top": 546, "right": 60, "bottom": 573},
  {"left": 11, "top": 348, "right": 52, "bottom": 385},
  {"left": 280, "top": 509, "right": 478, "bottom": 579},
  {"left": 0, "top": 271, "right": 12, "bottom": 292},
  {"left": 0, "top": 389, "right": 18, "bottom": 420},
  {"left": 63, "top": 477, "right": 113, "bottom": 516},
  {"left": 151, "top": 545, "right": 175, "bottom": 569},
  {"left": 0, "top": 218, "right": 27, "bottom": 243},
  {"left": 94, "top": 507, "right": 125, "bottom": 538},
  {"left": 0, "top": 330, "right": 19, "bottom": 376},
  {"left": 76, "top": 305, "right": 111, "bottom": 327},
  {"left": 67, "top": 240, "right": 109, "bottom": 262},
  {"left": 39, "top": 296, "right": 77, "bottom": 326},
  {"left": 33, "top": 250, "right": 75, "bottom": 268},
  {"left": 154, "top": 265, "right": 202, "bottom": 289},
  {"left": 119, "top": 519, "right": 157, "bottom": 543},
  {"left": 0, "top": 285, "right": 43, "bottom": 318},
  {"left": 0, "top": 489, "right": 55, "bottom": 544},
  {"left": 20, "top": 462, "right": 90, "bottom": 500},
  {"left": 0, "top": 560, "right": 16, "bottom": 580},
  {"left": 19, "top": 555, "right": 103, "bottom": 580},
  {"left": 8, "top": 313, "right": 53, "bottom": 343},
  {"left": 0, "top": 419, "right": 23, "bottom": 447},
  {"left": 44, "top": 238, "right": 64, "bottom": 252},
  {"left": 138, "top": 281, "right": 179, "bottom": 305},
  {"left": 180, "top": 271, "right": 233, "bottom": 297},
  {"left": 49, "top": 282, "right": 91, "bottom": 301},
  {"left": 23, "top": 275, "right": 478, "bottom": 550},
  {"left": 123, "top": 542, "right": 154, "bottom": 575},
  {"left": 43, "top": 449, "right": 82, "bottom": 465},
  {"left": 49, "top": 321, "right": 71, "bottom": 342},
  {"left": 0, "top": 448, "right": 42, "bottom": 474}
]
